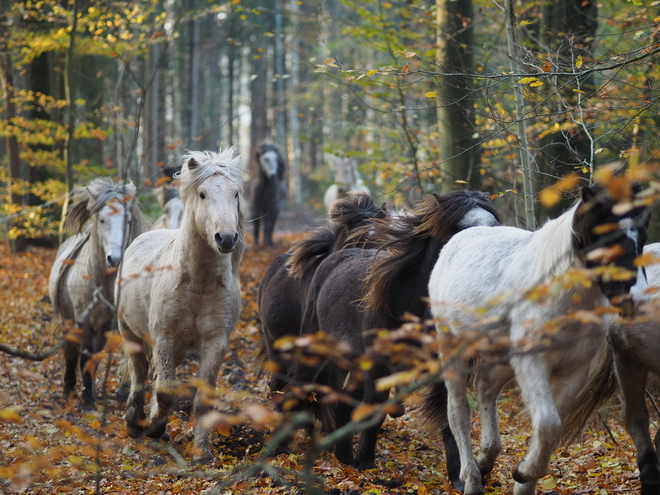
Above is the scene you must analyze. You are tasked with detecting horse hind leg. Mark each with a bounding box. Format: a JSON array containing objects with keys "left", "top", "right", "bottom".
[
  {"left": 614, "top": 353, "right": 660, "bottom": 494},
  {"left": 63, "top": 339, "right": 79, "bottom": 402},
  {"left": 264, "top": 209, "right": 278, "bottom": 247}
]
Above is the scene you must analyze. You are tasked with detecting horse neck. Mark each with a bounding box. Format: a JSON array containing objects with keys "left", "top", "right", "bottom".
[
  {"left": 176, "top": 214, "right": 235, "bottom": 285},
  {"left": 529, "top": 206, "right": 579, "bottom": 283},
  {"left": 381, "top": 236, "right": 443, "bottom": 321}
]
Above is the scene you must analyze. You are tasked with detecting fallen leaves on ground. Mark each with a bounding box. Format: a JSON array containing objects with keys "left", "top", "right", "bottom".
[{"left": 0, "top": 234, "right": 648, "bottom": 494}]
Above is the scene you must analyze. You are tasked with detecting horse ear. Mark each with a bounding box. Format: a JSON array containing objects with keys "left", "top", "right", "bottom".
[
  {"left": 580, "top": 186, "right": 595, "bottom": 203},
  {"left": 187, "top": 157, "right": 199, "bottom": 170}
]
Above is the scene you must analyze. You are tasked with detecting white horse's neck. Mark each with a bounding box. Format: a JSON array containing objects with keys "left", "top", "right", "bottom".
[
  {"left": 175, "top": 214, "right": 233, "bottom": 287},
  {"left": 529, "top": 204, "right": 580, "bottom": 284}
]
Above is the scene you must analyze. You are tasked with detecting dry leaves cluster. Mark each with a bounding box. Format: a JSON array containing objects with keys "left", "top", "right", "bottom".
[{"left": 0, "top": 234, "right": 648, "bottom": 494}]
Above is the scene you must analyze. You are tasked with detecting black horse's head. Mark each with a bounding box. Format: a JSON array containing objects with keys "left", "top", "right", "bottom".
[{"left": 573, "top": 183, "right": 650, "bottom": 314}]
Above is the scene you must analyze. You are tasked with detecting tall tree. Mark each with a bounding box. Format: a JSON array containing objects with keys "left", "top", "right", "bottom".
[
  {"left": 435, "top": 0, "right": 480, "bottom": 190},
  {"left": 0, "top": 0, "right": 26, "bottom": 252}
]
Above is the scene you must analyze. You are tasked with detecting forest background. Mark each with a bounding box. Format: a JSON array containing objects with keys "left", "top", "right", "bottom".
[
  {"left": 2, "top": 0, "right": 660, "bottom": 248},
  {"left": 1, "top": 1, "right": 660, "bottom": 494}
]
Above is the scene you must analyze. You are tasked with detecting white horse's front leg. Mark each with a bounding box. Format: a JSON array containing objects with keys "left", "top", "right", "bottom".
[
  {"left": 476, "top": 364, "right": 514, "bottom": 476},
  {"left": 146, "top": 337, "right": 177, "bottom": 440},
  {"left": 445, "top": 359, "right": 484, "bottom": 495},
  {"left": 510, "top": 354, "right": 561, "bottom": 495},
  {"left": 192, "top": 334, "right": 229, "bottom": 464}
]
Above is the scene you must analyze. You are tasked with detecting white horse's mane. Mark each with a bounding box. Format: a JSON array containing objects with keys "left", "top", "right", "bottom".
[
  {"left": 529, "top": 203, "right": 580, "bottom": 284},
  {"left": 177, "top": 147, "right": 244, "bottom": 202}
]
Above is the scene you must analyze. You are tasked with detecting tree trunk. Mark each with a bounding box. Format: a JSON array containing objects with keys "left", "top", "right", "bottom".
[
  {"left": 435, "top": 0, "right": 481, "bottom": 190},
  {"left": 0, "top": 3, "right": 27, "bottom": 252}
]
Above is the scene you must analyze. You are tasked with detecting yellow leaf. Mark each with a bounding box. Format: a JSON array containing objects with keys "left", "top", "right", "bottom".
[
  {"left": 530, "top": 80, "right": 544, "bottom": 87},
  {"left": 0, "top": 407, "right": 23, "bottom": 423},
  {"left": 520, "top": 20, "right": 533, "bottom": 25},
  {"left": 67, "top": 455, "right": 84, "bottom": 466},
  {"left": 554, "top": 173, "right": 581, "bottom": 191},
  {"left": 539, "top": 187, "right": 561, "bottom": 208},
  {"left": 351, "top": 403, "right": 376, "bottom": 422},
  {"left": 324, "top": 57, "right": 339, "bottom": 68},
  {"left": 454, "top": 180, "right": 468, "bottom": 184},
  {"left": 541, "top": 477, "right": 557, "bottom": 490},
  {"left": 518, "top": 77, "right": 542, "bottom": 86},
  {"left": 90, "top": 420, "right": 101, "bottom": 429},
  {"left": 90, "top": 128, "right": 106, "bottom": 140},
  {"left": 576, "top": 55, "right": 583, "bottom": 69},
  {"left": 424, "top": 91, "right": 438, "bottom": 98},
  {"left": 366, "top": 69, "right": 378, "bottom": 76}
]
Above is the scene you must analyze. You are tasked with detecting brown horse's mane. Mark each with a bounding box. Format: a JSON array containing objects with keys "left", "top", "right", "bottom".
[
  {"left": 286, "top": 191, "right": 388, "bottom": 280},
  {"left": 362, "top": 190, "right": 499, "bottom": 317}
]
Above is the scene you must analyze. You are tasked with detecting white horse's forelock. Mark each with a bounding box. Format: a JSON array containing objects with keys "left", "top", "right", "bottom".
[
  {"left": 177, "top": 147, "right": 244, "bottom": 202},
  {"left": 81, "top": 177, "right": 136, "bottom": 213}
]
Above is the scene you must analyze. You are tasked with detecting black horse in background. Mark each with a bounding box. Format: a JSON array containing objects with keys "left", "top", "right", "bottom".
[
  {"left": 258, "top": 191, "right": 389, "bottom": 396},
  {"left": 290, "top": 190, "right": 500, "bottom": 486},
  {"left": 250, "top": 142, "right": 287, "bottom": 246}
]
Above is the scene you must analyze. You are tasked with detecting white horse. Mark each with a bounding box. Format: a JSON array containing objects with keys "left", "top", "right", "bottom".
[
  {"left": 323, "top": 154, "right": 370, "bottom": 212},
  {"left": 427, "top": 184, "right": 649, "bottom": 495},
  {"left": 48, "top": 178, "right": 145, "bottom": 409},
  {"left": 151, "top": 183, "right": 183, "bottom": 230},
  {"left": 116, "top": 148, "right": 245, "bottom": 464}
]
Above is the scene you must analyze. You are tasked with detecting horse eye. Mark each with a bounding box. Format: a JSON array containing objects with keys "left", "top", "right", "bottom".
[
  {"left": 199, "top": 192, "right": 206, "bottom": 200},
  {"left": 235, "top": 192, "right": 239, "bottom": 199},
  {"left": 100, "top": 219, "right": 105, "bottom": 224}
]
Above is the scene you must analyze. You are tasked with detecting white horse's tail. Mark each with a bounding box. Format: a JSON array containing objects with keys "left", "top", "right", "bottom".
[{"left": 560, "top": 339, "right": 617, "bottom": 446}]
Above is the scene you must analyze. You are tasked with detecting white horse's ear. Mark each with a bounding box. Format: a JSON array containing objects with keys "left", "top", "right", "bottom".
[{"left": 187, "top": 157, "right": 200, "bottom": 170}]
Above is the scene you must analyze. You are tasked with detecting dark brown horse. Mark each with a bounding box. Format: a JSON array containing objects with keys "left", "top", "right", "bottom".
[
  {"left": 258, "top": 191, "right": 388, "bottom": 395},
  {"left": 291, "top": 190, "right": 500, "bottom": 484},
  {"left": 250, "top": 142, "right": 287, "bottom": 246}
]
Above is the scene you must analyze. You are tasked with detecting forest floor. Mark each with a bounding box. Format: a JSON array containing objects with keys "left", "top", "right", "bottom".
[{"left": 0, "top": 213, "right": 650, "bottom": 494}]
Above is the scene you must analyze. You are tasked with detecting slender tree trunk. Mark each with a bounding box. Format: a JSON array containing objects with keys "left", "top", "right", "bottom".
[
  {"left": 288, "top": 0, "right": 302, "bottom": 204},
  {"left": 58, "top": 0, "right": 80, "bottom": 241},
  {"left": 273, "top": 0, "right": 287, "bottom": 152},
  {"left": 435, "top": 0, "right": 481, "bottom": 190},
  {"left": 0, "top": 3, "right": 27, "bottom": 252},
  {"left": 505, "top": 0, "right": 536, "bottom": 229}
]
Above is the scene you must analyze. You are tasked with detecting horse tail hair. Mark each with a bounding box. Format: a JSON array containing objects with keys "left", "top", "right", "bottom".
[
  {"left": 421, "top": 380, "right": 449, "bottom": 428},
  {"left": 560, "top": 339, "right": 617, "bottom": 447}
]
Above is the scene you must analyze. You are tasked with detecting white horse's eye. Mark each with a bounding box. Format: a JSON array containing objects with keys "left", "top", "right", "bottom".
[
  {"left": 199, "top": 192, "right": 206, "bottom": 200},
  {"left": 100, "top": 219, "right": 105, "bottom": 224},
  {"left": 234, "top": 192, "right": 238, "bottom": 199}
]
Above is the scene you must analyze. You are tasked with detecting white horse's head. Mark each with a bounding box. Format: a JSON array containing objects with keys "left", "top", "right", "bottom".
[
  {"left": 97, "top": 198, "right": 133, "bottom": 268},
  {"left": 259, "top": 149, "right": 280, "bottom": 178},
  {"left": 179, "top": 148, "right": 245, "bottom": 254},
  {"left": 164, "top": 197, "right": 183, "bottom": 230}
]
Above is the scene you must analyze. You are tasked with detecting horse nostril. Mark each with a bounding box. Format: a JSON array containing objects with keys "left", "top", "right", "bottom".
[
  {"left": 214, "top": 233, "right": 222, "bottom": 246},
  {"left": 232, "top": 232, "right": 239, "bottom": 246},
  {"left": 107, "top": 255, "right": 114, "bottom": 266}
]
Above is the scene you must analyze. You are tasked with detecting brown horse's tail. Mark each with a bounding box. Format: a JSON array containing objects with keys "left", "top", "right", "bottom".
[
  {"left": 560, "top": 339, "right": 617, "bottom": 446},
  {"left": 421, "top": 380, "right": 449, "bottom": 428}
]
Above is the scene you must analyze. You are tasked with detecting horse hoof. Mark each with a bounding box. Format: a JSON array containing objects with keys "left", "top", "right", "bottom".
[
  {"left": 356, "top": 459, "right": 377, "bottom": 470},
  {"left": 145, "top": 422, "right": 167, "bottom": 440},
  {"left": 512, "top": 463, "right": 533, "bottom": 484},
  {"left": 451, "top": 478, "right": 465, "bottom": 493},
  {"left": 80, "top": 401, "right": 96, "bottom": 412}
]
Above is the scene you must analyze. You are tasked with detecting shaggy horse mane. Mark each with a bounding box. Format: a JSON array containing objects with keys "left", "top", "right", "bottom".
[
  {"left": 362, "top": 190, "right": 500, "bottom": 317},
  {"left": 63, "top": 177, "right": 145, "bottom": 242},
  {"left": 287, "top": 191, "right": 388, "bottom": 280}
]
